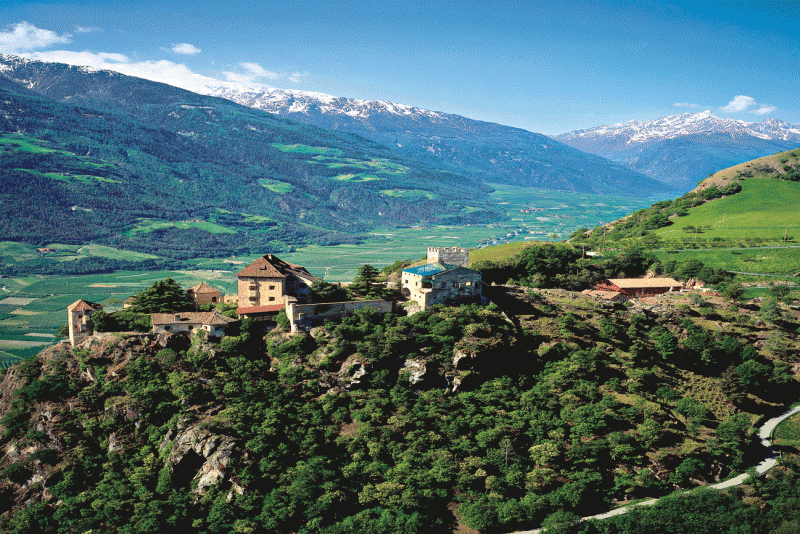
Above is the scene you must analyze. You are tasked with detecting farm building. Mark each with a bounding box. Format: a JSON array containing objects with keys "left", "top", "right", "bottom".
[
  {"left": 595, "top": 278, "right": 683, "bottom": 298},
  {"left": 401, "top": 262, "right": 482, "bottom": 310},
  {"left": 235, "top": 254, "right": 317, "bottom": 315},
  {"left": 186, "top": 282, "right": 223, "bottom": 307},
  {"left": 67, "top": 299, "right": 103, "bottom": 347},
  {"left": 151, "top": 311, "right": 236, "bottom": 337}
]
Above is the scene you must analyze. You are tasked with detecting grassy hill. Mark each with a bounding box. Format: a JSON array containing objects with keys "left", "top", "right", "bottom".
[{"left": 573, "top": 148, "right": 800, "bottom": 252}]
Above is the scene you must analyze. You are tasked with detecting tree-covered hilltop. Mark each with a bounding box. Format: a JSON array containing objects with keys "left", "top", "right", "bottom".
[{"left": 1, "top": 281, "right": 798, "bottom": 533}]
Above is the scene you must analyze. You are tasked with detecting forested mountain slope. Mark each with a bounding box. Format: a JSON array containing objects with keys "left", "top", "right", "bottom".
[
  {"left": 202, "top": 86, "right": 673, "bottom": 197},
  {"left": 0, "top": 55, "right": 501, "bottom": 258}
]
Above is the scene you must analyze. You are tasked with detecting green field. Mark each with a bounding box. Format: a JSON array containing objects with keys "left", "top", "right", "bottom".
[
  {"left": 257, "top": 179, "right": 294, "bottom": 194},
  {"left": 0, "top": 270, "right": 238, "bottom": 363},
  {"left": 774, "top": 412, "right": 800, "bottom": 449},
  {"left": 0, "top": 133, "right": 64, "bottom": 154},
  {"left": 271, "top": 143, "right": 343, "bottom": 156},
  {"left": 380, "top": 189, "right": 439, "bottom": 200},
  {"left": 125, "top": 218, "right": 238, "bottom": 236},
  {"left": 332, "top": 173, "right": 380, "bottom": 182},
  {"left": 653, "top": 177, "right": 800, "bottom": 243},
  {"left": 653, "top": 247, "right": 800, "bottom": 278},
  {"left": 0, "top": 241, "right": 158, "bottom": 264}
]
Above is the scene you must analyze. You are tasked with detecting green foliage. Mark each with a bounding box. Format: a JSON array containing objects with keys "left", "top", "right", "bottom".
[{"left": 130, "top": 278, "right": 191, "bottom": 313}]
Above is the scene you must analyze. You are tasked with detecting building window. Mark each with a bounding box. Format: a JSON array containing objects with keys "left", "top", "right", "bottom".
[
  {"left": 164, "top": 326, "right": 171, "bottom": 331},
  {"left": 249, "top": 297, "right": 256, "bottom": 302},
  {"left": 269, "top": 285, "right": 275, "bottom": 290},
  {"left": 188, "top": 325, "right": 194, "bottom": 330},
  {"left": 299, "top": 283, "right": 307, "bottom": 288},
  {"left": 211, "top": 297, "right": 217, "bottom": 303},
  {"left": 466, "top": 281, "right": 472, "bottom": 286},
  {"left": 269, "top": 297, "right": 275, "bottom": 302}
]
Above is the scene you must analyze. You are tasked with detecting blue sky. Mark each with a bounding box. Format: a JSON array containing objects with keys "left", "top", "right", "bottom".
[{"left": 1, "top": 0, "right": 797, "bottom": 134}]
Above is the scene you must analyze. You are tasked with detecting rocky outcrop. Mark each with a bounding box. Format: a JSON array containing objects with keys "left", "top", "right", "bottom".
[
  {"left": 160, "top": 420, "right": 237, "bottom": 495},
  {"left": 402, "top": 359, "right": 427, "bottom": 385}
]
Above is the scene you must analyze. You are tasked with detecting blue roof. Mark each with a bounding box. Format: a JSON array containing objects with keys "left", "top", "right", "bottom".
[{"left": 402, "top": 262, "right": 455, "bottom": 277}]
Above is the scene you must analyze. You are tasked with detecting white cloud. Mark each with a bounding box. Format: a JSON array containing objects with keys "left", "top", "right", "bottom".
[
  {"left": 2, "top": 21, "right": 309, "bottom": 93},
  {"left": 26, "top": 50, "right": 224, "bottom": 93},
  {"left": 241, "top": 62, "right": 279, "bottom": 79},
  {"left": 222, "top": 70, "right": 255, "bottom": 84},
  {"left": 172, "top": 43, "right": 201, "bottom": 55},
  {"left": 75, "top": 26, "right": 100, "bottom": 33},
  {"left": 674, "top": 102, "right": 699, "bottom": 108},
  {"left": 288, "top": 71, "right": 309, "bottom": 83},
  {"left": 754, "top": 104, "right": 777, "bottom": 115},
  {"left": 0, "top": 21, "right": 71, "bottom": 54},
  {"left": 720, "top": 95, "right": 776, "bottom": 114},
  {"left": 721, "top": 95, "right": 756, "bottom": 112}
]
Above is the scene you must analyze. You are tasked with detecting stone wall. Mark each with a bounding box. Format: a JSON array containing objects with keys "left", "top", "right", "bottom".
[
  {"left": 287, "top": 299, "right": 394, "bottom": 332},
  {"left": 427, "top": 246, "right": 469, "bottom": 268}
]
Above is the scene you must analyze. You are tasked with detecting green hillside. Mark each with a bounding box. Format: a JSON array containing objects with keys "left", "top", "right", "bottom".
[
  {"left": 574, "top": 148, "right": 800, "bottom": 252},
  {"left": 0, "top": 68, "right": 503, "bottom": 263}
]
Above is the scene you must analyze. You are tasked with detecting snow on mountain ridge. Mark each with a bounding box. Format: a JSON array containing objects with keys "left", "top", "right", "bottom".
[
  {"left": 201, "top": 85, "right": 443, "bottom": 121},
  {"left": 558, "top": 110, "right": 800, "bottom": 144}
]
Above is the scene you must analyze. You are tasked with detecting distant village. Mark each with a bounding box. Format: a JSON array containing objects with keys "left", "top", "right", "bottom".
[{"left": 66, "top": 245, "right": 687, "bottom": 347}]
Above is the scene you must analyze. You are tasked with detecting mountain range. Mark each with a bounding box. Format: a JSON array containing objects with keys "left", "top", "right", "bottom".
[
  {"left": 202, "top": 84, "right": 671, "bottom": 196},
  {"left": 554, "top": 111, "right": 800, "bottom": 190},
  {"left": 0, "top": 55, "right": 513, "bottom": 258}
]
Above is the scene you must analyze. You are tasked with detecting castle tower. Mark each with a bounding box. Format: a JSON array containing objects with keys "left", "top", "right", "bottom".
[
  {"left": 67, "top": 299, "right": 103, "bottom": 347},
  {"left": 427, "top": 246, "right": 469, "bottom": 268}
]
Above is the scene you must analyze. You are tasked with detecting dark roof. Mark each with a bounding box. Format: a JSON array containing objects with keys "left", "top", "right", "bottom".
[
  {"left": 67, "top": 299, "right": 103, "bottom": 312},
  {"left": 236, "top": 304, "right": 285, "bottom": 315},
  {"left": 188, "top": 282, "right": 222, "bottom": 294},
  {"left": 151, "top": 311, "right": 236, "bottom": 326},
  {"left": 236, "top": 254, "right": 316, "bottom": 282}
]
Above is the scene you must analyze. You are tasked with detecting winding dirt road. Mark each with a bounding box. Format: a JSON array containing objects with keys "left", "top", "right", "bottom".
[{"left": 513, "top": 405, "right": 800, "bottom": 534}]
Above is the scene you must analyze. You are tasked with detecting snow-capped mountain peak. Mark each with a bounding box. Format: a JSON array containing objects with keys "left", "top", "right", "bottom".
[
  {"left": 200, "top": 85, "right": 443, "bottom": 122},
  {"left": 557, "top": 110, "right": 800, "bottom": 144}
]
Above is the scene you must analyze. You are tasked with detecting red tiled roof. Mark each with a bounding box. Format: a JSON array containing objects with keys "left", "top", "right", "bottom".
[
  {"left": 235, "top": 254, "right": 316, "bottom": 282},
  {"left": 67, "top": 299, "right": 103, "bottom": 312},
  {"left": 151, "top": 311, "right": 236, "bottom": 326},
  {"left": 188, "top": 282, "right": 221, "bottom": 294},
  {"left": 236, "top": 304, "right": 285, "bottom": 315},
  {"left": 608, "top": 278, "right": 682, "bottom": 289}
]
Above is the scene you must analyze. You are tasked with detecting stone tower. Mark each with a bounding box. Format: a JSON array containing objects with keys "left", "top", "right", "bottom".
[
  {"left": 427, "top": 246, "right": 469, "bottom": 268},
  {"left": 67, "top": 299, "right": 103, "bottom": 347}
]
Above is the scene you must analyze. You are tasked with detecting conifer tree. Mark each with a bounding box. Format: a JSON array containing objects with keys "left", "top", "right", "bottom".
[{"left": 131, "top": 278, "right": 190, "bottom": 313}]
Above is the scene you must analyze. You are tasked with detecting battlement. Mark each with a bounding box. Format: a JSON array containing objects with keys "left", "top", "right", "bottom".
[{"left": 427, "top": 246, "right": 469, "bottom": 268}]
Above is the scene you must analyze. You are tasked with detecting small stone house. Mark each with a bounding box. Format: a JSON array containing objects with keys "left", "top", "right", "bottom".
[
  {"left": 151, "top": 311, "right": 236, "bottom": 337},
  {"left": 186, "top": 282, "right": 223, "bottom": 307},
  {"left": 401, "top": 263, "right": 482, "bottom": 310},
  {"left": 235, "top": 254, "right": 317, "bottom": 313},
  {"left": 581, "top": 289, "right": 626, "bottom": 302},
  {"left": 67, "top": 299, "right": 103, "bottom": 347}
]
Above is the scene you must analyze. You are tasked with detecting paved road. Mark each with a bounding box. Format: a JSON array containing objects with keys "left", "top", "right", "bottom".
[{"left": 512, "top": 405, "right": 800, "bottom": 534}]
